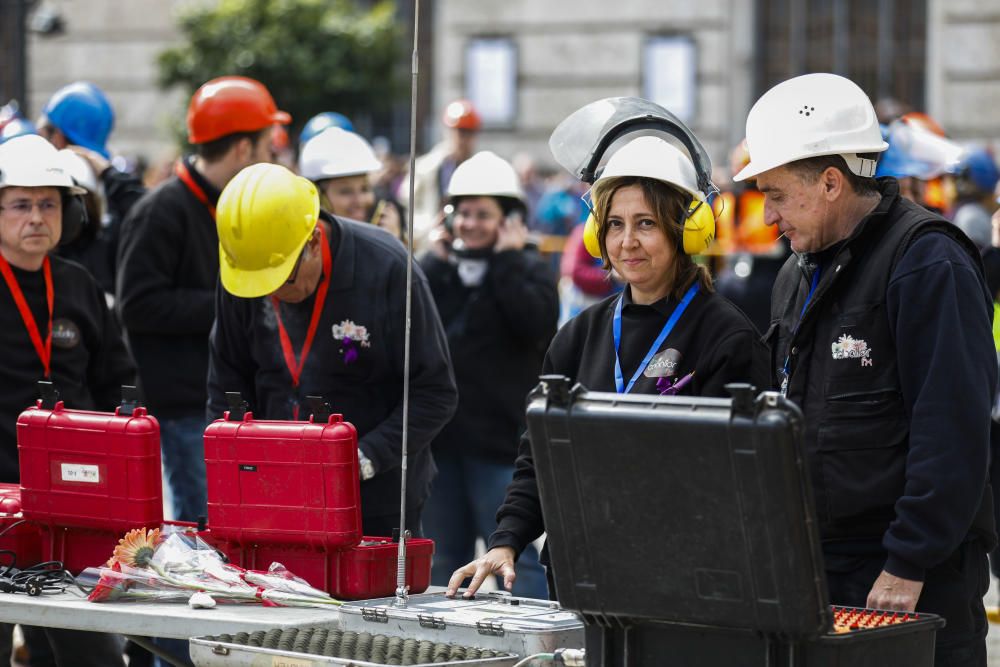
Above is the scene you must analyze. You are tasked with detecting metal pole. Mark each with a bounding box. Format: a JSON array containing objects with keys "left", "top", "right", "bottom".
[{"left": 394, "top": 0, "right": 421, "bottom": 608}]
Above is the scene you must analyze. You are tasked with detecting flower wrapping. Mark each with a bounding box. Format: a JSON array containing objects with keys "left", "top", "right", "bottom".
[{"left": 84, "top": 526, "right": 341, "bottom": 609}]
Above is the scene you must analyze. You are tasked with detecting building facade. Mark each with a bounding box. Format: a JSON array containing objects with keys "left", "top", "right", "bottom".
[{"left": 12, "top": 0, "right": 1000, "bottom": 174}]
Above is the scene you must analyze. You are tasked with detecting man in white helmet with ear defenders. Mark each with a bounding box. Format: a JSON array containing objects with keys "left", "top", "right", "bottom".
[
  {"left": 0, "top": 137, "right": 133, "bottom": 666},
  {"left": 738, "top": 73, "right": 995, "bottom": 666}
]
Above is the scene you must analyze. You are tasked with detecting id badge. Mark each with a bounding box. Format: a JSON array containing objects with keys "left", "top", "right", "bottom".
[{"left": 779, "top": 373, "right": 789, "bottom": 397}]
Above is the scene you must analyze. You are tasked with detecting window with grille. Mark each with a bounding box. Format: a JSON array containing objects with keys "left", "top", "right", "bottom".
[{"left": 754, "top": 0, "right": 927, "bottom": 111}]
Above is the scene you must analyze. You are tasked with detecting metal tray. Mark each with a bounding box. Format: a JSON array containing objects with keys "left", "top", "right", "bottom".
[{"left": 338, "top": 591, "right": 584, "bottom": 657}]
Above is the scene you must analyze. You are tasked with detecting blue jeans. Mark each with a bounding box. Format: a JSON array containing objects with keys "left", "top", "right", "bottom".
[
  {"left": 160, "top": 415, "right": 207, "bottom": 523},
  {"left": 423, "top": 452, "right": 548, "bottom": 599}
]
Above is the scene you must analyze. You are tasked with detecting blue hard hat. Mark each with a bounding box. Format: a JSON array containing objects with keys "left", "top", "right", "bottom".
[
  {"left": 299, "top": 112, "right": 354, "bottom": 147},
  {"left": 955, "top": 148, "right": 1000, "bottom": 194},
  {"left": 0, "top": 117, "right": 37, "bottom": 144},
  {"left": 40, "top": 82, "right": 114, "bottom": 158}
]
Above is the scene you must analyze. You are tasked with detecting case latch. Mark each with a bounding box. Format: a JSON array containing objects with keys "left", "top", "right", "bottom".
[{"left": 361, "top": 607, "right": 389, "bottom": 623}]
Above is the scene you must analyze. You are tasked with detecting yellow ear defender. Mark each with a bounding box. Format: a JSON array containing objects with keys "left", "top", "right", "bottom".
[{"left": 581, "top": 195, "right": 716, "bottom": 259}]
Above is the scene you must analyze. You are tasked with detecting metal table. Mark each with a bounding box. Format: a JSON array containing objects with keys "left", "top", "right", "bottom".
[{"left": 0, "top": 589, "right": 341, "bottom": 665}]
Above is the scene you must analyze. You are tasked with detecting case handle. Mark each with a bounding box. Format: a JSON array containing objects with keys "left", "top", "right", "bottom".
[
  {"left": 726, "top": 383, "right": 757, "bottom": 416},
  {"left": 37, "top": 380, "right": 60, "bottom": 410},
  {"left": 225, "top": 392, "right": 249, "bottom": 421},
  {"left": 119, "top": 385, "right": 142, "bottom": 415},
  {"left": 306, "top": 395, "right": 332, "bottom": 422}
]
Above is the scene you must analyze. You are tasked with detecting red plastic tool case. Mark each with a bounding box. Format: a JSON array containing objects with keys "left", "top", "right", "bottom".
[
  {"left": 226, "top": 536, "right": 434, "bottom": 600},
  {"left": 0, "top": 483, "right": 42, "bottom": 567},
  {"left": 204, "top": 410, "right": 362, "bottom": 549},
  {"left": 17, "top": 400, "right": 163, "bottom": 531}
]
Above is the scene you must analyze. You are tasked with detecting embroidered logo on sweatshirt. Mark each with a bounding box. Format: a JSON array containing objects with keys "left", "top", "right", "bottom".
[
  {"left": 645, "top": 348, "right": 682, "bottom": 378},
  {"left": 332, "top": 319, "right": 371, "bottom": 365},
  {"left": 831, "top": 334, "right": 872, "bottom": 366},
  {"left": 51, "top": 319, "right": 81, "bottom": 349}
]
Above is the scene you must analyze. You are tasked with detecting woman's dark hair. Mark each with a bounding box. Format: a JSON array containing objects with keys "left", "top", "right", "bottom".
[
  {"left": 450, "top": 194, "right": 527, "bottom": 221},
  {"left": 591, "top": 175, "right": 713, "bottom": 300}
]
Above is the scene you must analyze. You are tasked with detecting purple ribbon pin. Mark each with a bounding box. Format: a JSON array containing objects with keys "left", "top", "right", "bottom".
[
  {"left": 657, "top": 371, "right": 695, "bottom": 396},
  {"left": 342, "top": 337, "right": 358, "bottom": 364}
]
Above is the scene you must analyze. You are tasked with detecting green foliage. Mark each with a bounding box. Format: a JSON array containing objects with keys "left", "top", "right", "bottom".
[{"left": 157, "top": 0, "right": 404, "bottom": 139}]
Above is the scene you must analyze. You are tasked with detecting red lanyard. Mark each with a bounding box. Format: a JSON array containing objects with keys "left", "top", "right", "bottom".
[
  {"left": 175, "top": 160, "right": 216, "bottom": 218},
  {"left": 0, "top": 254, "right": 54, "bottom": 378},
  {"left": 270, "top": 226, "right": 332, "bottom": 394}
]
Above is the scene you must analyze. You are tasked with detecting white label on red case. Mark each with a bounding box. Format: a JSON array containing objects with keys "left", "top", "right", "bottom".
[{"left": 60, "top": 463, "right": 100, "bottom": 484}]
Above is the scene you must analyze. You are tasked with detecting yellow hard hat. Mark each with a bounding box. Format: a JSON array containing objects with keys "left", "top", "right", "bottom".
[{"left": 217, "top": 163, "right": 319, "bottom": 298}]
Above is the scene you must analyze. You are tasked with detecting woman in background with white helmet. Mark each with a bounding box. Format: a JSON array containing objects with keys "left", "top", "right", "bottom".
[
  {"left": 298, "top": 126, "right": 404, "bottom": 241},
  {"left": 447, "top": 134, "right": 770, "bottom": 598},
  {"left": 420, "top": 150, "right": 558, "bottom": 599}
]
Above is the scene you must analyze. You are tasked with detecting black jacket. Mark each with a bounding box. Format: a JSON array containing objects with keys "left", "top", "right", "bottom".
[
  {"left": 0, "top": 256, "right": 135, "bottom": 482},
  {"left": 207, "top": 214, "right": 458, "bottom": 517},
  {"left": 420, "top": 249, "right": 558, "bottom": 463},
  {"left": 488, "top": 285, "right": 770, "bottom": 558},
  {"left": 116, "top": 158, "right": 219, "bottom": 418},
  {"left": 766, "top": 178, "right": 997, "bottom": 581}
]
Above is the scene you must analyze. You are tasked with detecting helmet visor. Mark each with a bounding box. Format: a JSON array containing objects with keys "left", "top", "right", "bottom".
[{"left": 548, "top": 97, "right": 713, "bottom": 189}]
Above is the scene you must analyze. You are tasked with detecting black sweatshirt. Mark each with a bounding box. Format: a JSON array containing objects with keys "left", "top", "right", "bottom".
[
  {"left": 487, "top": 286, "right": 771, "bottom": 557},
  {"left": 0, "top": 257, "right": 135, "bottom": 482},
  {"left": 207, "top": 214, "right": 458, "bottom": 517},
  {"left": 420, "top": 249, "right": 558, "bottom": 463},
  {"left": 116, "top": 158, "right": 219, "bottom": 418}
]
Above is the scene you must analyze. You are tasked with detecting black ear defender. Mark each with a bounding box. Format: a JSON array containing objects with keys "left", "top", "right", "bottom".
[{"left": 58, "top": 191, "right": 89, "bottom": 246}]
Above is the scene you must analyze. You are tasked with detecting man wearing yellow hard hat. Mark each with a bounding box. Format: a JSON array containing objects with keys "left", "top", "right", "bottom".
[{"left": 207, "top": 163, "right": 457, "bottom": 534}]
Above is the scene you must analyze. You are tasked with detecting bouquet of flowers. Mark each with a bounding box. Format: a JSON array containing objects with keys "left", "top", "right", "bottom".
[{"left": 83, "top": 526, "right": 341, "bottom": 609}]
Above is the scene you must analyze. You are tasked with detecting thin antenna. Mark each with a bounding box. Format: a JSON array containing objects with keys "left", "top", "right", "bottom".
[{"left": 395, "top": 0, "right": 421, "bottom": 608}]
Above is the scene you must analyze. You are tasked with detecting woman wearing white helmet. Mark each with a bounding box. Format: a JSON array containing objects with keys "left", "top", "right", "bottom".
[
  {"left": 447, "top": 133, "right": 770, "bottom": 598},
  {"left": 298, "top": 126, "right": 404, "bottom": 240}
]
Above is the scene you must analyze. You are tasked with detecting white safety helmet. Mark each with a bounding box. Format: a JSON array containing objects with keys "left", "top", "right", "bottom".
[
  {"left": 0, "top": 135, "right": 85, "bottom": 194},
  {"left": 734, "top": 73, "right": 888, "bottom": 182},
  {"left": 446, "top": 151, "right": 525, "bottom": 204},
  {"left": 596, "top": 136, "right": 705, "bottom": 202},
  {"left": 298, "top": 127, "right": 382, "bottom": 182},
  {"left": 57, "top": 149, "right": 99, "bottom": 193}
]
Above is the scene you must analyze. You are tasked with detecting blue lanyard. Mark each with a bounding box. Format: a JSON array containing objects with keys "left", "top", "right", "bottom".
[
  {"left": 613, "top": 283, "right": 699, "bottom": 394},
  {"left": 781, "top": 266, "right": 822, "bottom": 382}
]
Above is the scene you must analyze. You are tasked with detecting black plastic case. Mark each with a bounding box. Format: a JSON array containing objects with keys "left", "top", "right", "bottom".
[
  {"left": 526, "top": 378, "right": 828, "bottom": 636},
  {"left": 525, "top": 378, "right": 943, "bottom": 667}
]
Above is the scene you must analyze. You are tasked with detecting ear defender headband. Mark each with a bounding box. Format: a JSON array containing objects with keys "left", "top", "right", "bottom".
[
  {"left": 578, "top": 112, "right": 717, "bottom": 259},
  {"left": 581, "top": 184, "right": 717, "bottom": 259}
]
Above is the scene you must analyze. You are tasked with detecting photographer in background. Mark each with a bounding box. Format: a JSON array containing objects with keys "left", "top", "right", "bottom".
[{"left": 420, "top": 151, "right": 558, "bottom": 599}]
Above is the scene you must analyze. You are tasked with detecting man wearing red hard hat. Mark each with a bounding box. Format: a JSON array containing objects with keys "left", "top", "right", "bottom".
[{"left": 116, "top": 76, "right": 289, "bottom": 525}]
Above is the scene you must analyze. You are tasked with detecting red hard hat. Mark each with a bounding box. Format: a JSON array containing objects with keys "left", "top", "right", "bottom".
[
  {"left": 442, "top": 99, "right": 482, "bottom": 131},
  {"left": 187, "top": 76, "right": 291, "bottom": 144}
]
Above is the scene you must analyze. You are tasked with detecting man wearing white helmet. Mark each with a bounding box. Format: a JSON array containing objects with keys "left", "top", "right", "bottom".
[
  {"left": 419, "top": 151, "right": 557, "bottom": 598},
  {"left": 0, "top": 136, "right": 132, "bottom": 665},
  {"left": 737, "top": 73, "right": 995, "bottom": 664}
]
